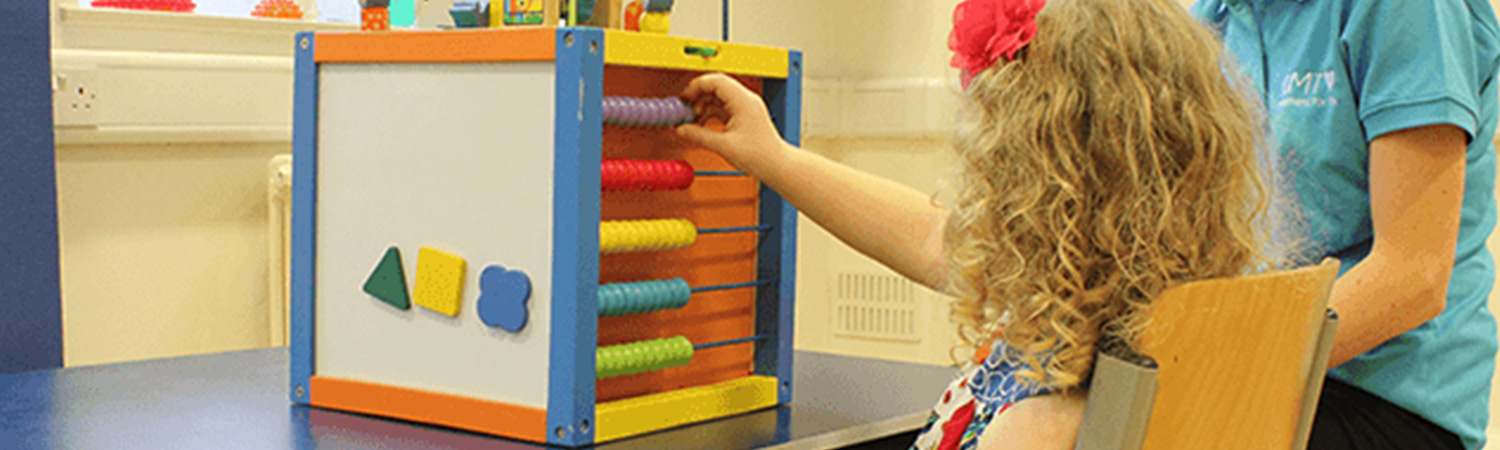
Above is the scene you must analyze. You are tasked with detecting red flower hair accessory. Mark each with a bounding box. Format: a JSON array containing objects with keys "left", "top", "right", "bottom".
[{"left": 949, "top": 0, "right": 1046, "bottom": 89}]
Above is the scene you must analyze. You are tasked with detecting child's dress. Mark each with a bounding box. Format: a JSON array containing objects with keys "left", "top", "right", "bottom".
[{"left": 910, "top": 341, "right": 1049, "bottom": 450}]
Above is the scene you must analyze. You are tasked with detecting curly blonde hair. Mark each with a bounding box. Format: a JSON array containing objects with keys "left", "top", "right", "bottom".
[{"left": 944, "top": 0, "right": 1280, "bottom": 389}]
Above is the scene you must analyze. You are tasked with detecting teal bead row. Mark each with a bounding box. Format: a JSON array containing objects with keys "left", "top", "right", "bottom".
[
  {"left": 596, "top": 336, "right": 694, "bottom": 379},
  {"left": 598, "top": 278, "right": 692, "bottom": 317}
]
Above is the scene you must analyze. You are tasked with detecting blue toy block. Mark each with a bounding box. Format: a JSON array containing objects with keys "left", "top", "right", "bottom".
[{"left": 478, "top": 264, "right": 532, "bottom": 333}]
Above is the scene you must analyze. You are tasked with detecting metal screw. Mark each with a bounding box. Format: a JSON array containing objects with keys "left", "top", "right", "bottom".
[
  {"left": 296, "top": 386, "right": 306, "bottom": 398},
  {"left": 590, "top": 40, "right": 599, "bottom": 54},
  {"left": 564, "top": 33, "right": 575, "bottom": 47},
  {"left": 581, "top": 420, "right": 591, "bottom": 433},
  {"left": 792, "top": 61, "right": 801, "bottom": 73},
  {"left": 554, "top": 426, "right": 567, "bottom": 439},
  {"left": 299, "top": 37, "right": 310, "bottom": 50}
]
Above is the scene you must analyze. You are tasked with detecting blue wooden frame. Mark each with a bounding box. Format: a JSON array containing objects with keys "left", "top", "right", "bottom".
[
  {"left": 755, "top": 51, "right": 802, "bottom": 404},
  {"left": 0, "top": 0, "right": 63, "bottom": 374},
  {"left": 288, "top": 32, "right": 319, "bottom": 404},
  {"left": 546, "top": 26, "right": 605, "bottom": 447}
]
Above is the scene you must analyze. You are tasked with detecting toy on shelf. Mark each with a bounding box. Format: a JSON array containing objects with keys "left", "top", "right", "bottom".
[
  {"left": 90, "top": 0, "right": 196, "bottom": 13},
  {"left": 291, "top": 27, "right": 802, "bottom": 446},
  {"left": 491, "top": 0, "right": 559, "bottom": 27},
  {"left": 449, "top": 1, "right": 490, "bottom": 27},
  {"left": 360, "top": 0, "right": 390, "bottom": 31},
  {"left": 569, "top": 0, "right": 596, "bottom": 22},
  {"left": 622, "top": 0, "right": 642, "bottom": 31},
  {"left": 638, "top": 0, "right": 672, "bottom": 34},
  {"left": 251, "top": 0, "right": 304, "bottom": 19},
  {"left": 570, "top": 0, "right": 626, "bottom": 29}
]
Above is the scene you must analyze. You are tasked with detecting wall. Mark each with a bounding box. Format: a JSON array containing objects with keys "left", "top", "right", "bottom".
[
  {"left": 55, "top": 144, "right": 286, "bottom": 365},
  {"left": 49, "top": 2, "right": 349, "bottom": 366},
  {"left": 732, "top": 0, "right": 966, "bottom": 366}
]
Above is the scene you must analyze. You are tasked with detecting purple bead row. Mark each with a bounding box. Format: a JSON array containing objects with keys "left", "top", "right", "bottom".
[{"left": 602, "top": 97, "right": 695, "bottom": 128}]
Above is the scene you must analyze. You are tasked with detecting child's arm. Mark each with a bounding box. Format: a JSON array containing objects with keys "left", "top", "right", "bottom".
[
  {"left": 977, "top": 392, "right": 1087, "bottom": 450},
  {"left": 676, "top": 73, "right": 950, "bottom": 291}
]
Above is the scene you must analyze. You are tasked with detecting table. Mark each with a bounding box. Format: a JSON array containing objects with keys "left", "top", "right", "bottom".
[{"left": 0, "top": 348, "right": 956, "bottom": 449}]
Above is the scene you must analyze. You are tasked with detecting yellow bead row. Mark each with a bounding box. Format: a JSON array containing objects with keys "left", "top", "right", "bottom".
[{"left": 600, "top": 219, "right": 697, "bottom": 254}]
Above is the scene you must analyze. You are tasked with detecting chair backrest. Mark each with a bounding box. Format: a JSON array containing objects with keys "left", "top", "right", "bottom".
[{"left": 1133, "top": 258, "right": 1339, "bottom": 449}]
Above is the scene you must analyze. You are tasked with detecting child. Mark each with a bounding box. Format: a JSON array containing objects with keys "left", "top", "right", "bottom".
[{"left": 676, "top": 0, "right": 1277, "bottom": 447}]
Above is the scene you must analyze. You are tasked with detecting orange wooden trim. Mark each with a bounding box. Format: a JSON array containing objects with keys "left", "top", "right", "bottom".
[
  {"left": 309, "top": 376, "right": 547, "bottom": 442},
  {"left": 314, "top": 28, "right": 557, "bottom": 63}
]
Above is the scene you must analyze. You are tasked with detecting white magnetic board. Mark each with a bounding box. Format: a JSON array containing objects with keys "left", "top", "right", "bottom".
[{"left": 315, "top": 62, "right": 558, "bottom": 409}]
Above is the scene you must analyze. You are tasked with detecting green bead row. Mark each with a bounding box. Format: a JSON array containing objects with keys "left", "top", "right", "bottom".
[{"left": 596, "top": 336, "right": 694, "bottom": 379}]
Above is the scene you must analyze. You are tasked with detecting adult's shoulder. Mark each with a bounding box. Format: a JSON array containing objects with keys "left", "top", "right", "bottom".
[{"left": 1186, "top": 0, "right": 1229, "bottom": 33}]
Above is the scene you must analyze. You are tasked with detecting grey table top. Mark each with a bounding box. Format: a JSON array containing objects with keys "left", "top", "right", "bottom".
[{"left": 0, "top": 348, "right": 957, "bottom": 449}]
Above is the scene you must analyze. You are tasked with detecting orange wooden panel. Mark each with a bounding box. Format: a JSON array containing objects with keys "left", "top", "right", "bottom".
[
  {"left": 596, "top": 66, "right": 766, "bottom": 403},
  {"left": 1137, "top": 259, "right": 1338, "bottom": 450},
  {"left": 309, "top": 376, "right": 547, "bottom": 442},
  {"left": 314, "top": 28, "right": 556, "bottom": 63}
]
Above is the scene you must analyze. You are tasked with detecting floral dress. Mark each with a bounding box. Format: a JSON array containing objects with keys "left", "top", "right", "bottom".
[{"left": 910, "top": 341, "right": 1048, "bottom": 450}]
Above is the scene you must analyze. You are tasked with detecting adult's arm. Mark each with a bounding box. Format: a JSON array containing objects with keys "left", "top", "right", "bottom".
[{"left": 1325, "top": 124, "right": 1467, "bottom": 367}]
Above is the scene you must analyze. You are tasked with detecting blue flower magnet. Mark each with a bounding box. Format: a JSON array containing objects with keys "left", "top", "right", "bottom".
[{"left": 477, "top": 264, "right": 531, "bottom": 333}]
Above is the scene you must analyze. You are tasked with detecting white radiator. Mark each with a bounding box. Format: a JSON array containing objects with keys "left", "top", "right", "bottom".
[
  {"left": 816, "top": 268, "right": 961, "bottom": 366},
  {"left": 268, "top": 154, "right": 293, "bottom": 347}
]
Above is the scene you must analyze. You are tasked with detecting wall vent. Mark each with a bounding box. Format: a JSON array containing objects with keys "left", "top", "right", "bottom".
[{"left": 833, "top": 272, "right": 922, "bottom": 342}]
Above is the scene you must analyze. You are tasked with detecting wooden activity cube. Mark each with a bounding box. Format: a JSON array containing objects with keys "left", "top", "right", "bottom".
[{"left": 288, "top": 28, "right": 802, "bottom": 446}]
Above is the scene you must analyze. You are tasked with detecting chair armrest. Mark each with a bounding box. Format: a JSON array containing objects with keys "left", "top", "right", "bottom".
[
  {"left": 1075, "top": 342, "right": 1158, "bottom": 450},
  {"left": 1292, "top": 310, "right": 1339, "bottom": 450}
]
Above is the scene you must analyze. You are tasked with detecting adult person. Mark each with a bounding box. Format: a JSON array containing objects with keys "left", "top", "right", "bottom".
[{"left": 1192, "top": 1, "right": 1500, "bottom": 448}]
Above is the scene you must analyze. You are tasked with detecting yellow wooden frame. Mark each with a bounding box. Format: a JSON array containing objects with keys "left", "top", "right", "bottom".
[
  {"left": 603, "top": 30, "right": 790, "bottom": 79},
  {"left": 594, "top": 375, "right": 780, "bottom": 441}
]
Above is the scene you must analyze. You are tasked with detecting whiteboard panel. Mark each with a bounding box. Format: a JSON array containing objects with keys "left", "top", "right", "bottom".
[{"left": 315, "top": 62, "right": 557, "bottom": 409}]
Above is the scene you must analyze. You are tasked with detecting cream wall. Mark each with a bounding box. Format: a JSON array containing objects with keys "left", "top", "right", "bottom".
[
  {"left": 48, "top": 0, "right": 357, "bottom": 366},
  {"left": 56, "top": 144, "right": 284, "bottom": 365}
]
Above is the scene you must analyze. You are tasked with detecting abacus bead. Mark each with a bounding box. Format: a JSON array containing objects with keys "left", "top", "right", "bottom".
[{"left": 667, "top": 278, "right": 691, "bottom": 308}]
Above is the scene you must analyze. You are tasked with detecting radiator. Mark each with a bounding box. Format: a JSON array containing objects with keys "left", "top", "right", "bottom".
[{"left": 268, "top": 154, "right": 292, "bottom": 347}]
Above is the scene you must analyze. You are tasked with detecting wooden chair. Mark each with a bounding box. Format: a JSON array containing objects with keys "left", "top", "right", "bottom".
[{"left": 1075, "top": 259, "right": 1341, "bottom": 450}]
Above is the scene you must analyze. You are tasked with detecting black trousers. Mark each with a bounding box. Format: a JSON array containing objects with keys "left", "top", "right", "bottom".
[{"left": 1308, "top": 377, "right": 1465, "bottom": 450}]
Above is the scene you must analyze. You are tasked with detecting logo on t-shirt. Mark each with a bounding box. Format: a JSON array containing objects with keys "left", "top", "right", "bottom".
[{"left": 1278, "top": 70, "right": 1340, "bottom": 108}]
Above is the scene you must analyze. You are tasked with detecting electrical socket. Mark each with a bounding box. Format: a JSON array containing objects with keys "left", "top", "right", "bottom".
[{"left": 53, "top": 69, "right": 101, "bottom": 127}]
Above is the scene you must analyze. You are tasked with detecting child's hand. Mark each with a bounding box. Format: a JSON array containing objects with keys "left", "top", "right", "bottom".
[{"left": 676, "top": 73, "right": 787, "bottom": 171}]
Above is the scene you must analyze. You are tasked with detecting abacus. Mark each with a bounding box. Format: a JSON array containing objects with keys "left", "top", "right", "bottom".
[{"left": 288, "top": 27, "right": 802, "bottom": 447}]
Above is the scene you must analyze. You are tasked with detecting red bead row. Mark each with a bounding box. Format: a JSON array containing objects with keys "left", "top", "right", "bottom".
[{"left": 602, "top": 159, "right": 694, "bottom": 192}]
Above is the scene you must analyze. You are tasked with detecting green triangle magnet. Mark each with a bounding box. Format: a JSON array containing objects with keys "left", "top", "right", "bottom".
[{"left": 363, "top": 246, "right": 411, "bottom": 310}]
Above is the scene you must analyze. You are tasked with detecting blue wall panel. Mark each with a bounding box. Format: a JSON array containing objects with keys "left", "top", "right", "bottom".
[{"left": 0, "top": 1, "right": 63, "bottom": 374}]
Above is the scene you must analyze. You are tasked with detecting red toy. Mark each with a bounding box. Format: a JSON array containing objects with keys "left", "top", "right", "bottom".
[
  {"left": 252, "top": 0, "right": 304, "bottom": 19},
  {"left": 91, "top": 0, "right": 196, "bottom": 13},
  {"left": 362, "top": 7, "right": 390, "bottom": 31}
]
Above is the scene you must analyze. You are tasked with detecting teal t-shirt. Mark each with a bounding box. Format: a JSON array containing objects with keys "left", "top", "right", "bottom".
[{"left": 1192, "top": 0, "right": 1500, "bottom": 448}]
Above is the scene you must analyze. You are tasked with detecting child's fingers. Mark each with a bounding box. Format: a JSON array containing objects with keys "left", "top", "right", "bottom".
[
  {"left": 681, "top": 73, "right": 762, "bottom": 119},
  {"left": 675, "top": 124, "right": 728, "bottom": 151},
  {"left": 681, "top": 73, "right": 730, "bottom": 101},
  {"left": 697, "top": 104, "right": 730, "bottom": 125}
]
